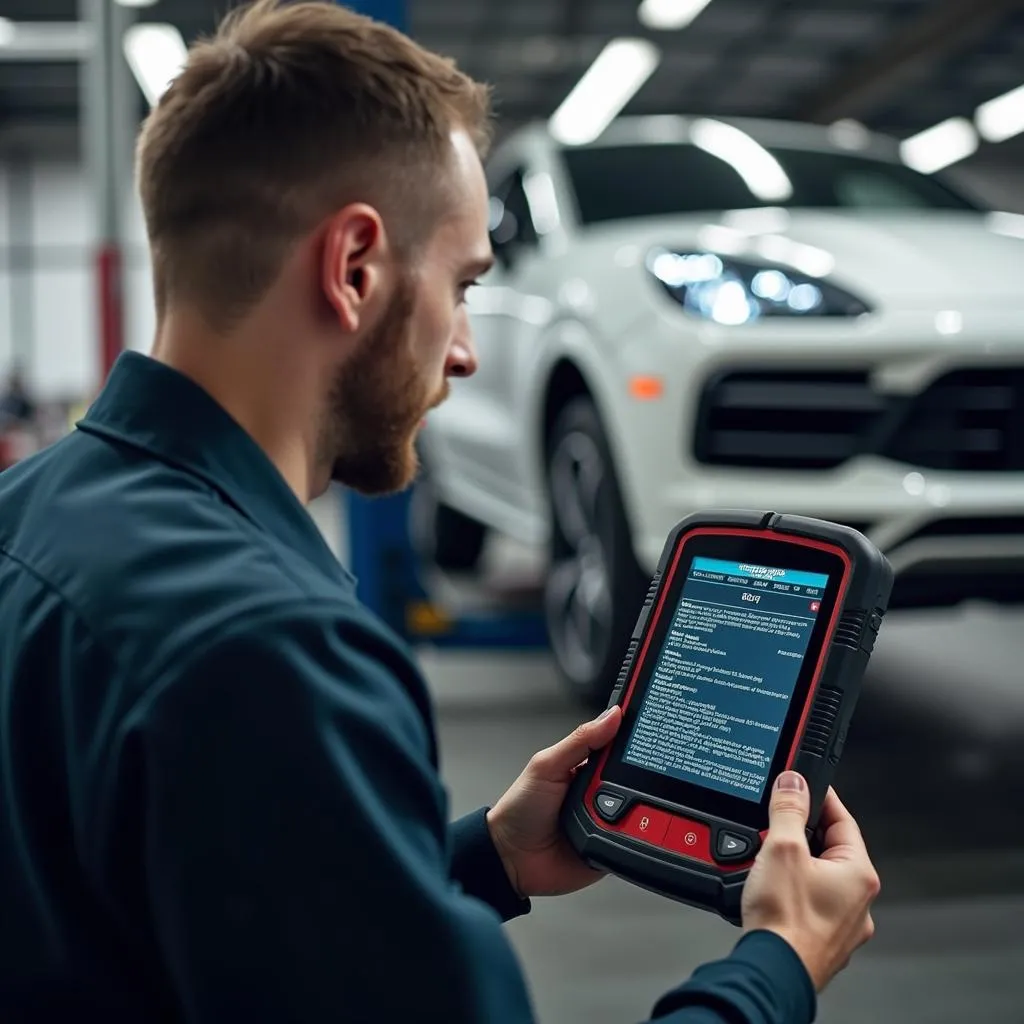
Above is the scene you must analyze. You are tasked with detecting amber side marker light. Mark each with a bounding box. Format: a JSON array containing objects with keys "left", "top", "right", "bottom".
[{"left": 629, "top": 376, "right": 665, "bottom": 400}]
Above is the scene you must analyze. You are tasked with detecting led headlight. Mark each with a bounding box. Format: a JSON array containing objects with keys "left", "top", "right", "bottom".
[{"left": 646, "top": 249, "right": 872, "bottom": 325}]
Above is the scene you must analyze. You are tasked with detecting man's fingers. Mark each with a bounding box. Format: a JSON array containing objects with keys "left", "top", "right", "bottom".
[
  {"left": 529, "top": 705, "right": 622, "bottom": 783},
  {"left": 765, "top": 772, "right": 812, "bottom": 849},
  {"left": 817, "top": 788, "right": 870, "bottom": 863}
]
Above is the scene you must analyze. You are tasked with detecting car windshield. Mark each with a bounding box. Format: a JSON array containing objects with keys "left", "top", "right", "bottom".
[{"left": 561, "top": 142, "right": 980, "bottom": 225}]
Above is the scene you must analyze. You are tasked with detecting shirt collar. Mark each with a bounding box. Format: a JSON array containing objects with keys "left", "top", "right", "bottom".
[{"left": 77, "top": 351, "right": 356, "bottom": 589}]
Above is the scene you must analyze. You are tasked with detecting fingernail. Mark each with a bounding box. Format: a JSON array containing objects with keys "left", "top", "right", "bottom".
[
  {"left": 776, "top": 772, "right": 805, "bottom": 792},
  {"left": 597, "top": 705, "right": 618, "bottom": 722}
]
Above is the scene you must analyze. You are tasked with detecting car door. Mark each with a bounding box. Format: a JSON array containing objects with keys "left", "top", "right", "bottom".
[{"left": 433, "top": 165, "right": 546, "bottom": 508}]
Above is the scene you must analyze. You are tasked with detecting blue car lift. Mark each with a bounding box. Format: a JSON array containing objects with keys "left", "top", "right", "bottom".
[
  {"left": 347, "top": 489, "right": 549, "bottom": 650},
  {"left": 340, "top": 1, "right": 549, "bottom": 653}
]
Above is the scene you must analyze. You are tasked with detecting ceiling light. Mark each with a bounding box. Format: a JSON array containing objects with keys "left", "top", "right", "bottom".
[
  {"left": 116, "top": 0, "right": 160, "bottom": 7},
  {"left": 975, "top": 83, "right": 1024, "bottom": 144},
  {"left": 638, "top": 0, "right": 713, "bottom": 31},
  {"left": 123, "top": 23, "right": 187, "bottom": 107},
  {"left": 549, "top": 38, "right": 660, "bottom": 146},
  {"left": 899, "top": 117, "right": 978, "bottom": 174},
  {"left": 690, "top": 118, "right": 794, "bottom": 201},
  {"left": 0, "top": 20, "right": 90, "bottom": 59}
]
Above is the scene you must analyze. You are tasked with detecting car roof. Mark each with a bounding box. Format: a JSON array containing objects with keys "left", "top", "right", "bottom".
[{"left": 504, "top": 115, "right": 903, "bottom": 165}]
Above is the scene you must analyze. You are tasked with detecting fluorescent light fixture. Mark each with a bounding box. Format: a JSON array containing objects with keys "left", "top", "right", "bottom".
[
  {"left": 899, "top": 117, "right": 978, "bottom": 174},
  {"left": 0, "top": 20, "right": 91, "bottom": 59},
  {"left": 638, "top": 0, "right": 713, "bottom": 31},
  {"left": 123, "top": 23, "right": 187, "bottom": 108},
  {"left": 549, "top": 38, "right": 660, "bottom": 146},
  {"left": 986, "top": 211, "right": 1024, "bottom": 239},
  {"left": 116, "top": 0, "right": 160, "bottom": 7},
  {"left": 975, "top": 83, "right": 1024, "bottom": 144},
  {"left": 690, "top": 118, "right": 794, "bottom": 201}
]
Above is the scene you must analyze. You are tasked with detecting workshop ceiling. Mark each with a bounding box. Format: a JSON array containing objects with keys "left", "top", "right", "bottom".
[{"left": 1, "top": 0, "right": 1023, "bottom": 165}]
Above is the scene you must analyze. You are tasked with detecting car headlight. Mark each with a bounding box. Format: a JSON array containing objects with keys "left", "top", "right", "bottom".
[{"left": 646, "top": 248, "right": 872, "bottom": 325}]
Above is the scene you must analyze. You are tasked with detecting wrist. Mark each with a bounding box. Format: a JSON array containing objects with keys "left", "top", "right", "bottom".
[
  {"left": 485, "top": 808, "right": 526, "bottom": 899},
  {"left": 748, "top": 926, "right": 828, "bottom": 993}
]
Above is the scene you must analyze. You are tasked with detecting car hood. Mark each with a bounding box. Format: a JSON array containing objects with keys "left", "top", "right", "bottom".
[{"left": 583, "top": 209, "right": 1024, "bottom": 308}]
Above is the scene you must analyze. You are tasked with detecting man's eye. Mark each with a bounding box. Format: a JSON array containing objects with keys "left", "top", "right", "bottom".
[{"left": 458, "top": 279, "right": 481, "bottom": 301}]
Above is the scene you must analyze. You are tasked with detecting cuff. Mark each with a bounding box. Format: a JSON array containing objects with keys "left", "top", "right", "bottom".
[
  {"left": 651, "top": 929, "right": 816, "bottom": 1024},
  {"left": 448, "top": 808, "right": 532, "bottom": 923}
]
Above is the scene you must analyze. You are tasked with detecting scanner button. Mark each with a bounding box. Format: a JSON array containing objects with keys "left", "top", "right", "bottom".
[
  {"left": 594, "top": 791, "right": 626, "bottom": 822},
  {"left": 621, "top": 806, "right": 671, "bottom": 846},
  {"left": 716, "top": 831, "right": 753, "bottom": 861},
  {"left": 665, "top": 818, "right": 712, "bottom": 863}
]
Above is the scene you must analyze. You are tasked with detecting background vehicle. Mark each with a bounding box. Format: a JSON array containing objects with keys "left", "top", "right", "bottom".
[{"left": 416, "top": 114, "right": 1024, "bottom": 707}]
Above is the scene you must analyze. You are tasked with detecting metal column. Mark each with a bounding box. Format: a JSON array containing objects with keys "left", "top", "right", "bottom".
[
  {"left": 336, "top": 0, "right": 548, "bottom": 650},
  {"left": 81, "top": 0, "right": 136, "bottom": 384}
]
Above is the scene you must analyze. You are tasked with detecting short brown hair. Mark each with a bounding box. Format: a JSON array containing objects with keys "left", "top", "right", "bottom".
[{"left": 136, "top": 0, "right": 492, "bottom": 329}]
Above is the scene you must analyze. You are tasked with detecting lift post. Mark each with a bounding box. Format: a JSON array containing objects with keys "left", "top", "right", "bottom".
[{"left": 339, "top": 0, "right": 548, "bottom": 651}]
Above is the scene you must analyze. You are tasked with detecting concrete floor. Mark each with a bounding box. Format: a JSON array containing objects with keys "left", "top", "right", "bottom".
[{"left": 314, "top": 492, "right": 1024, "bottom": 1023}]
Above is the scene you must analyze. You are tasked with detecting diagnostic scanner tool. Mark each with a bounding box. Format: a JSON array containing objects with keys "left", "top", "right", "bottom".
[{"left": 561, "top": 510, "right": 893, "bottom": 925}]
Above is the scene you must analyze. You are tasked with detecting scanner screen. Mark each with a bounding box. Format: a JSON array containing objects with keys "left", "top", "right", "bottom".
[{"left": 622, "top": 557, "right": 830, "bottom": 803}]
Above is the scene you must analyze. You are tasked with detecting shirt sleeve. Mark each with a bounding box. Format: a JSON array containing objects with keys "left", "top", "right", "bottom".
[
  {"left": 118, "top": 607, "right": 538, "bottom": 1024},
  {"left": 650, "top": 930, "right": 817, "bottom": 1024},
  {"left": 448, "top": 809, "right": 531, "bottom": 923},
  {"left": 109, "top": 605, "right": 816, "bottom": 1024}
]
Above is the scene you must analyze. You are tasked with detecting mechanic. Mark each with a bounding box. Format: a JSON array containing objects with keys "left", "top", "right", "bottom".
[{"left": 0, "top": 2, "right": 880, "bottom": 1021}]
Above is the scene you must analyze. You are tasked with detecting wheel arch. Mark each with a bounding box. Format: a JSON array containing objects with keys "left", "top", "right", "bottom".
[{"left": 534, "top": 342, "right": 643, "bottom": 561}]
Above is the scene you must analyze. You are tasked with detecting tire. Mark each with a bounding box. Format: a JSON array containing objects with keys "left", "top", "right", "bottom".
[
  {"left": 409, "top": 458, "right": 488, "bottom": 573},
  {"left": 544, "top": 398, "right": 648, "bottom": 709}
]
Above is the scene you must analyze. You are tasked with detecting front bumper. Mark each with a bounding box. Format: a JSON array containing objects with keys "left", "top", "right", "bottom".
[
  {"left": 610, "top": 305, "right": 1024, "bottom": 602},
  {"left": 640, "top": 460, "right": 1024, "bottom": 601}
]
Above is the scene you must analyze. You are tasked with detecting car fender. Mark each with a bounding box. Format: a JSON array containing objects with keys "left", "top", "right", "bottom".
[{"left": 523, "top": 316, "right": 646, "bottom": 547}]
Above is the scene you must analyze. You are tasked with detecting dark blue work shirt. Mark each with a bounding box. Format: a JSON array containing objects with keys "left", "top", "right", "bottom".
[{"left": 0, "top": 352, "right": 815, "bottom": 1023}]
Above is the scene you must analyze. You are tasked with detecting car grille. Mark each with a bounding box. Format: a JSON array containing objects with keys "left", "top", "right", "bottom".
[{"left": 694, "top": 368, "right": 1024, "bottom": 471}]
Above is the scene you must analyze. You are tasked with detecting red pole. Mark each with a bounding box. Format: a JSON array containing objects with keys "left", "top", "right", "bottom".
[{"left": 97, "top": 243, "right": 124, "bottom": 380}]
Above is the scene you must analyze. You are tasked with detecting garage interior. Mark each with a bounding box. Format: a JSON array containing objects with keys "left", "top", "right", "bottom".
[{"left": 1, "top": 1, "right": 1024, "bottom": 1022}]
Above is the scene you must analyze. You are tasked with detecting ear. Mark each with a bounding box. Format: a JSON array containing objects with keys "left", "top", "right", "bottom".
[{"left": 321, "top": 203, "right": 388, "bottom": 334}]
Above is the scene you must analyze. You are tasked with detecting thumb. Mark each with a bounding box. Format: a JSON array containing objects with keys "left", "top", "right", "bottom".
[
  {"left": 767, "top": 771, "right": 811, "bottom": 843},
  {"left": 529, "top": 705, "right": 622, "bottom": 783}
]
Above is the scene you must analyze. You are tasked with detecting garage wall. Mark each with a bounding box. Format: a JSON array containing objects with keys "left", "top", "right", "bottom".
[
  {"left": 0, "top": 158, "right": 154, "bottom": 403},
  {"left": 0, "top": 153, "right": 1020, "bottom": 402}
]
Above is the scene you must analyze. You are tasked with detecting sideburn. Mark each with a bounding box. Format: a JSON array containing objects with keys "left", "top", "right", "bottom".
[{"left": 325, "top": 276, "right": 429, "bottom": 495}]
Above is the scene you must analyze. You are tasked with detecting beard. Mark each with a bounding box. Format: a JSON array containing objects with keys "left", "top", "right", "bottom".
[{"left": 323, "top": 274, "right": 447, "bottom": 496}]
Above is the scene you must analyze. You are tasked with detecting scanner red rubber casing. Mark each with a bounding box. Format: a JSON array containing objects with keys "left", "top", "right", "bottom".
[{"left": 560, "top": 510, "right": 893, "bottom": 925}]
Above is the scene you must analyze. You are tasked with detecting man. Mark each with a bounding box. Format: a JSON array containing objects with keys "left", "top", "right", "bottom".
[{"left": 0, "top": 2, "right": 880, "bottom": 1021}]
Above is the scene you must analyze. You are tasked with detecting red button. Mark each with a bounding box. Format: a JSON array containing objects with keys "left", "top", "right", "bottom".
[
  {"left": 665, "top": 817, "right": 713, "bottom": 863},
  {"left": 619, "top": 805, "right": 671, "bottom": 846}
]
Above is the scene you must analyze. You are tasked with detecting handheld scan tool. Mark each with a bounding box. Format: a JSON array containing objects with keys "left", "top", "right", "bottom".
[{"left": 561, "top": 510, "right": 893, "bottom": 925}]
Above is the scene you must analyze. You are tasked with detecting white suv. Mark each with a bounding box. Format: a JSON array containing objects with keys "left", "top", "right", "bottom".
[{"left": 415, "top": 114, "right": 1024, "bottom": 706}]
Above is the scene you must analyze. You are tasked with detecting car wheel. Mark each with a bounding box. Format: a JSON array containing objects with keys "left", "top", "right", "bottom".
[
  {"left": 409, "top": 456, "right": 488, "bottom": 573},
  {"left": 544, "top": 398, "right": 647, "bottom": 708}
]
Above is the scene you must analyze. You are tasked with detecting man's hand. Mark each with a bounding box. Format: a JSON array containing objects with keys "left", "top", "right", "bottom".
[
  {"left": 742, "top": 772, "right": 881, "bottom": 993},
  {"left": 486, "top": 705, "right": 622, "bottom": 899}
]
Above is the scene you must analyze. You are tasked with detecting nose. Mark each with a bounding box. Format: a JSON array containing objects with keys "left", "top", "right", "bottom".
[{"left": 445, "top": 306, "right": 478, "bottom": 379}]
